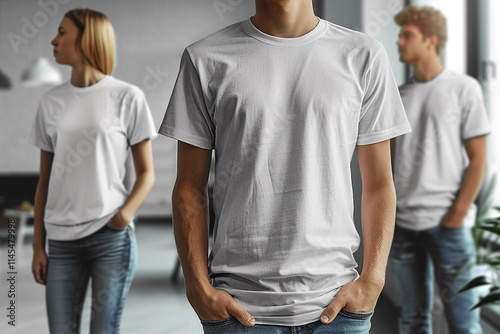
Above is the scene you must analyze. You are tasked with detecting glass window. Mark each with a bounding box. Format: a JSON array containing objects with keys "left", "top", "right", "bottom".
[
  {"left": 411, "top": 0, "right": 466, "bottom": 73},
  {"left": 476, "top": 0, "right": 500, "bottom": 330}
]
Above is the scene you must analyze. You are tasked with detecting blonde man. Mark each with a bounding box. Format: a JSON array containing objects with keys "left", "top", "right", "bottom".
[{"left": 391, "top": 5, "right": 489, "bottom": 334}]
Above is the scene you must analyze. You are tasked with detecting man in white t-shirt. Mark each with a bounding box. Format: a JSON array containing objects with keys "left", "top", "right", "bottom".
[
  {"left": 391, "top": 5, "right": 490, "bottom": 334},
  {"left": 160, "top": 1, "right": 410, "bottom": 333}
]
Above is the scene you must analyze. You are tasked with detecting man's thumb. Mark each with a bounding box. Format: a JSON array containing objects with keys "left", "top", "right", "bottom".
[
  {"left": 228, "top": 304, "right": 256, "bottom": 327},
  {"left": 321, "top": 300, "right": 343, "bottom": 324}
]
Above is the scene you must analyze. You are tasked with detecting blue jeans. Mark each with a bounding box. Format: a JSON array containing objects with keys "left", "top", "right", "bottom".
[
  {"left": 46, "top": 224, "right": 137, "bottom": 334},
  {"left": 201, "top": 309, "right": 373, "bottom": 333},
  {"left": 390, "top": 225, "right": 482, "bottom": 334}
]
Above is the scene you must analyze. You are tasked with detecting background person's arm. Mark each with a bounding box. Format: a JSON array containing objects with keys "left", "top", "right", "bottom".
[
  {"left": 441, "top": 136, "right": 487, "bottom": 228},
  {"left": 321, "top": 140, "right": 396, "bottom": 323},
  {"left": 109, "top": 139, "right": 155, "bottom": 228},
  {"left": 32, "top": 149, "right": 53, "bottom": 285},
  {"left": 173, "top": 141, "right": 255, "bottom": 327}
]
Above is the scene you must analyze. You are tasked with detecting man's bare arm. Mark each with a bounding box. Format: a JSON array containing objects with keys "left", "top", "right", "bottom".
[
  {"left": 321, "top": 140, "right": 395, "bottom": 323},
  {"left": 441, "top": 136, "right": 487, "bottom": 228},
  {"left": 173, "top": 141, "right": 255, "bottom": 326}
]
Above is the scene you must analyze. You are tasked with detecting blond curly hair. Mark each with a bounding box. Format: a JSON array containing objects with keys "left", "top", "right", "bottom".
[{"left": 395, "top": 5, "right": 447, "bottom": 55}]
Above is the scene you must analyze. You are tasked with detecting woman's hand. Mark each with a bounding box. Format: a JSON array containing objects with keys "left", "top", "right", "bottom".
[
  {"left": 108, "top": 210, "right": 132, "bottom": 229},
  {"left": 32, "top": 247, "right": 47, "bottom": 285}
]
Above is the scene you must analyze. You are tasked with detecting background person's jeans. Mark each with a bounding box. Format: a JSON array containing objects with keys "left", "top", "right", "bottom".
[
  {"left": 390, "top": 225, "right": 482, "bottom": 334},
  {"left": 201, "top": 309, "right": 373, "bottom": 334},
  {"left": 46, "top": 224, "right": 137, "bottom": 334}
]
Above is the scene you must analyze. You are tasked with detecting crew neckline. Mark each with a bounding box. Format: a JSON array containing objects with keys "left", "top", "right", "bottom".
[
  {"left": 67, "top": 75, "right": 111, "bottom": 93},
  {"left": 241, "top": 17, "right": 327, "bottom": 46},
  {"left": 411, "top": 69, "right": 448, "bottom": 85}
]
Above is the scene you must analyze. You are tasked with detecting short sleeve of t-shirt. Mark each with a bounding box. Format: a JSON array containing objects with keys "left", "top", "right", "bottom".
[
  {"left": 158, "top": 49, "right": 214, "bottom": 149},
  {"left": 357, "top": 45, "right": 411, "bottom": 145},
  {"left": 460, "top": 80, "right": 491, "bottom": 140},
  {"left": 126, "top": 89, "right": 158, "bottom": 146},
  {"left": 28, "top": 101, "right": 53, "bottom": 152}
]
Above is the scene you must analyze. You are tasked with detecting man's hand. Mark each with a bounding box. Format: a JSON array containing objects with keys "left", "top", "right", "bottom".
[
  {"left": 320, "top": 277, "right": 383, "bottom": 324},
  {"left": 187, "top": 285, "right": 255, "bottom": 326},
  {"left": 440, "top": 206, "right": 466, "bottom": 229},
  {"left": 441, "top": 136, "right": 487, "bottom": 229}
]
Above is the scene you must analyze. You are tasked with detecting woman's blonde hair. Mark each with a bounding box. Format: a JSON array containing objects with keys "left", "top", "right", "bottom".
[
  {"left": 395, "top": 5, "right": 447, "bottom": 55},
  {"left": 64, "top": 8, "right": 115, "bottom": 75}
]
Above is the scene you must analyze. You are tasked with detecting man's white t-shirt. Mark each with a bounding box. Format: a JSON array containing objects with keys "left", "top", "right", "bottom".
[
  {"left": 160, "top": 18, "right": 411, "bottom": 325},
  {"left": 393, "top": 70, "right": 491, "bottom": 231},
  {"left": 28, "top": 76, "right": 157, "bottom": 240}
]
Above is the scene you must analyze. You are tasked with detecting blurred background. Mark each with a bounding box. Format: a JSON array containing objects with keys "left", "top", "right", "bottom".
[{"left": 0, "top": 0, "right": 498, "bottom": 333}]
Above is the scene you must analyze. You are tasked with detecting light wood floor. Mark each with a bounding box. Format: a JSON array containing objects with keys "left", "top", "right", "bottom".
[{"left": 0, "top": 221, "right": 398, "bottom": 334}]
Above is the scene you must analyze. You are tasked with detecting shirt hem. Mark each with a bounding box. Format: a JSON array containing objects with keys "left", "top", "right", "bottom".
[
  {"left": 462, "top": 130, "right": 491, "bottom": 141},
  {"left": 357, "top": 123, "right": 411, "bottom": 146},
  {"left": 254, "top": 309, "right": 325, "bottom": 326},
  {"left": 45, "top": 210, "right": 132, "bottom": 240},
  {"left": 158, "top": 124, "right": 213, "bottom": 149},
  {"left": 396, "top": 218, "right": 475, "bottom": 231},
  {"left": 129, "top": 132, "right": 158, "bottom": 146},
  {"left": 27, "top": 139, "right": 53, "bottom": 153}
]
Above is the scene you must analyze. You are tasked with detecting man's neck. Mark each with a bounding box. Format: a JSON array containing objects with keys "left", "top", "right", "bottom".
[
  {"left": 412, "top": 55, "right": 444, "bottom": 82},
  {"left": 252, "top": 0, "right": 318, "bottom": 38}
]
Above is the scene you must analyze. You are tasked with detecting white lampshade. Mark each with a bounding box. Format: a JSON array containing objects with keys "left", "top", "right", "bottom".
[{"left": 22, "top": 57, "right": 62, "bottom": 87}]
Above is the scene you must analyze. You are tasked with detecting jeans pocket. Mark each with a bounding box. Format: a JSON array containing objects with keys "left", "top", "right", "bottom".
[
  {"left": 440, "top": 225, "right": 464, "bottom": 231},
  {"left": 105, "top": 222, "right": 128, "bottom": 232},
  {"left": 200, "top": 316, "right": 235, "bottom": 327},
  {"left": 339, "top": 308, "right": 374, "bottom": 320}
]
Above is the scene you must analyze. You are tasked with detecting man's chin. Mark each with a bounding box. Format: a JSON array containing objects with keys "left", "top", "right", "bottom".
[{"left": 399, "top": 56, "right": 411, "bottom": 64}]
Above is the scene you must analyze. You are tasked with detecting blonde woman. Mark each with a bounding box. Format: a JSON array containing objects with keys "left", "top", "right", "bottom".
[{"left": 28, "top": 8, "right": 156, "bottom": 333}]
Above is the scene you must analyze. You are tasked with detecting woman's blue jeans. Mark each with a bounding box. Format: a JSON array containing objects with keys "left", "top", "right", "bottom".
[
  {"left": 46, "top": 224, "right": 137, "bottom": 334},
  {"left": 390, "top": 225, "right": 482, "bottom": 334},
  {"left": 201, "top": 309, "right": 373, "bottom": 333}
]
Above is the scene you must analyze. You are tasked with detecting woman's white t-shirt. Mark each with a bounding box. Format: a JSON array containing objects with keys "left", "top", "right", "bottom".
[{"left": 28, "top": 76, "right": 157, "bottom": 240}]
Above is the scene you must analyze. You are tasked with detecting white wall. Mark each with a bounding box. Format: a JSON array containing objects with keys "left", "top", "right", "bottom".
[
  {"left": 412, "top": 0, "right": 467, "bottom": 73},
  {"left": 362, "top": 0, "right": 406, "bottom": 84}
]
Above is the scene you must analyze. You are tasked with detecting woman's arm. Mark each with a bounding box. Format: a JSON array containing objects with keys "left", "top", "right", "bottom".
[
  {"left": 32, "top": 149, "right": 53, "bottom": 285},
  {"left": 109, "top": 139, "right": 155, "bottom": 228}
]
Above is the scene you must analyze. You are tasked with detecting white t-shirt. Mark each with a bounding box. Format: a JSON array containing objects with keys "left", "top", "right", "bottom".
[
  {"left": 160, "top": 18, "right": 411, "bottom": 325},
  {"left": 393, "top": 70, "right": 490, "bottom": 231},
  {"left": 28, "top": 76, "right": 157, "bottom": 240}
]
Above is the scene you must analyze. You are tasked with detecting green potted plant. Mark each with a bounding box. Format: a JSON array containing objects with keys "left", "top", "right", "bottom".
[{"left": 460, "top": 173, "right": 500, "bottom": 309}]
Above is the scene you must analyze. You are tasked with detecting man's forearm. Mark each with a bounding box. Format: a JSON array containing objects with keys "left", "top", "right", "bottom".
[
  {"left": 452, "top": 158, "right": 486, "bottom": 217},
  {"left": 318, "top": 180, "right": 396, "bottom": 323},
  {"left": 360, "top": 182, "right": 396, "bottom": 285},
  {"left": 172, "top": 181, "right": 212, "bottom": 292}
]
